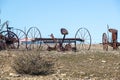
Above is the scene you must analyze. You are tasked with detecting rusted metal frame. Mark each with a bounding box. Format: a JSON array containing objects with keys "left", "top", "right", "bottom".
[
  {"left": 117, "top": 42, "right": 120, "bottom": 46},
  {"left": 108, "top": 29, "right": 118, "bottom": 50},
  {"left": 108, "top": 42, "right": 120, "bottom": 47},
  {"left": 34, "top": 38, "right": 84, "bottom": 51},
  {"left": 34, "top": 38, "right": 84, "bottom": 43},
  {"left": 61, "top": 35, "right": 66, "bottom": 45}
]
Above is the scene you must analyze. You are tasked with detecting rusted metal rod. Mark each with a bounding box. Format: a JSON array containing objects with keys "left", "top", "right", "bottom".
[{"left": 33, "top": 38, "right": 84, "bottom": 43}]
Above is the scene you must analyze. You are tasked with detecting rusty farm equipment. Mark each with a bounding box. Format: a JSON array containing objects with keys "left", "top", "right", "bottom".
[
  {"left": 102, "top": 25, "right": 120, "bottom": 51},
  {"left": 26, "top": 27, "right": 92, "bottom": 51},
  {"left": 0, "top": 19, "right": 92, "bottom": 51},
  {"left": 0, "top": 20, "right": 26, "bottom": 50}
]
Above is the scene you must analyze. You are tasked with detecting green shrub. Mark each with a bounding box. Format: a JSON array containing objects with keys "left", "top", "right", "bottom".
[{"left": 12, "top": 52, "right": 56, "bottom": 75}]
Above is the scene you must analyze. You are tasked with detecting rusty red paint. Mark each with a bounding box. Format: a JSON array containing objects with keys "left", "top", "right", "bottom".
[{"left": 109, "top": 28, "right": 118, "bottom": 50}]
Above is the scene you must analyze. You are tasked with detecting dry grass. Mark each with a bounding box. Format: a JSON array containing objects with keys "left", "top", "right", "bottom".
[
  {"left": 0, "top": 44, "right": 120, "bottom": 80},
  {"left": 57, "top": 51, "right": 120, "bottom": 79}
]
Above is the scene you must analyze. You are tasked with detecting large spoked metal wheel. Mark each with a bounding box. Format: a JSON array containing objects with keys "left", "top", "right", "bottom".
[
  {"left": 102, "top": 33, "right": 108, "bottom": 51},
  {"left": 75, "top": 28, "right": 91, "bottom": 51},
  {"left": 26, "top": 27, "right": 42, "bottom": 50},
  {"left": 0, "top": 31, "right": 19, "bottom": 49},
  {"left": 12, "top": 28, "right": 27, "bottom": 50}
]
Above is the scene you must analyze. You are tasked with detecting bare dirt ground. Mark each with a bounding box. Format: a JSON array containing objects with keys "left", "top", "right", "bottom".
[{"left": 0, "top": 44, "right": 120, "bottom": 80}]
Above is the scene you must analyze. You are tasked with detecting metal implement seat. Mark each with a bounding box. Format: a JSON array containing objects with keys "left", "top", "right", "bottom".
[{"left": 61, "top": 28, "right": 68, "bottom": 35}]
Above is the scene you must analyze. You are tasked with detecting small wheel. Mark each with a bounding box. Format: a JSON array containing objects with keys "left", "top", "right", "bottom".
[
  {"left": 0, "top": 31, "right": 19, "bottom": 49},
  {"left": 102, "top": 33, "right": 108, "bottom": 51},
  {"left": 12, "top": 28, "right": 27, "bottom": 50},
  {"left": 75, "top": 28, "right": 91, "bottom": 51},
  {"left": 26, "top": 27, "right": 42, "bottom": 50}
]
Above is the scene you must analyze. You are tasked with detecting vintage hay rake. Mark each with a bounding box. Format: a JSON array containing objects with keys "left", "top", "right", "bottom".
[{"left": 26, "top": 27, "right": 92, "bottom": 51}]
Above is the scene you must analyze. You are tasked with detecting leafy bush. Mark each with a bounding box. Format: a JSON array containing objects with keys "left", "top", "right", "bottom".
[{"left": 12, "top": 52, "right": 56, "bottom": 75}]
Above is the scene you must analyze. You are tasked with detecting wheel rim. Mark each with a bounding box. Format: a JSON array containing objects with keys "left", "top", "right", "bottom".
[
  {"left": 75, "top": 28, "right": 91, "bottom": 51},
  {"left": 26, "top": 27, "right": 42, "bottom": 50},
  {"left": 102, "top": 33, "right": 108, "bottom": 51},
  {"left": 12, "top": 28, "right": 27, "bottom": 50},
  {"left": 0, "top": 31, "right": 19, "bottom": 49}
]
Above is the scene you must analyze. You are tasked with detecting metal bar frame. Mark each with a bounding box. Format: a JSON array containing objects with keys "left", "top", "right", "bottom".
[{"left": 34, "top": 38, "right": 84, "bottom": 43}]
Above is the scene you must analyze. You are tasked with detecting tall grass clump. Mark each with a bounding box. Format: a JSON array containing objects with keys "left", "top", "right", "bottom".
[{"left": 12, "top": 51, "right": 57, "bottom": 75}]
